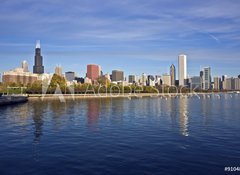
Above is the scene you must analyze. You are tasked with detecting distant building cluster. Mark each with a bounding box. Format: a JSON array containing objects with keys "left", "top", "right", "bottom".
[{"left": 1, "top": 41, "right": 240, "bottom": 90}]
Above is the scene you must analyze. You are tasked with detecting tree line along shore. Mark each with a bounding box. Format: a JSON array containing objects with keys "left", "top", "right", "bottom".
[{"left": 0, "top": 74, "right": 235, "bottom": 95}]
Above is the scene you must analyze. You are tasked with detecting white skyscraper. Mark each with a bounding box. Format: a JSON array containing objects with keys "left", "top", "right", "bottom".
[
  {"left": 22, "top": 60, "right": 29, "bottom": 72},
  {"left": 178, "top": 54, "right": 187, "bottom": 86}
]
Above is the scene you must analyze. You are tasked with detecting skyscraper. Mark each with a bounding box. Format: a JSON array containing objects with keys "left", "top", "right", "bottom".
[
  {"left": 200, "top": 71, "right": 204, "bottom": 89},
  {"left": 87, "top": 64, "right": 101, "bottom": 81},
  {"left": 226, "top": 77, "right": 235, "bottom": 90},
  {"left": 55, "top": 65, "right": 62, "bottom": 76},
  {"left": 170, "top": 64, "right": 176, "bottom": 86},
  {"left": 213, "top": 77, "right": 221, "bottom": 90},
  {"left": 203, "top": 67, "right": 211, "bottom": 90},
  {"left": 141, "top": 73, "right": 147, "bottom": 86},
  {"left": 178, "top": 54, "right": 187, "bottom": 86},
  {"left": 234, "top": 78, "right": 240, "bottom": 90},
  {"left": 22, "top": 60, "right": 29, "bottom": 72},
  {"left": 33, "top": 40, "right": 44, "bottom": 74}
]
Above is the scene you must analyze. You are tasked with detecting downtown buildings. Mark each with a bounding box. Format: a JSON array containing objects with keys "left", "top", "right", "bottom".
[
  {"left": 1, "top": 40, "right": 240, "bottom": 91},
  {"left": 2, "top": 61, "right": 38, "bottom": 85},
  {"left": 2, "top": 41, "right": 45, "bottom": 85}
]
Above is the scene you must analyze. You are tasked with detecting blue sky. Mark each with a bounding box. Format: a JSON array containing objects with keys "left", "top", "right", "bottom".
[{"left": 0, "top": 0, "right": 240, "bottom": 78}]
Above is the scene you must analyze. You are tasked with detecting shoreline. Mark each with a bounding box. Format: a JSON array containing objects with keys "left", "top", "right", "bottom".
[{"left": 27, "top": 91, "right": 240, "bottom": 100}]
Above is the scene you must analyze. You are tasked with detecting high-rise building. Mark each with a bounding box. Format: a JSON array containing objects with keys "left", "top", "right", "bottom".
[
  {"left": 203, "top": 67, "right": 211, "bottom": 90},
  {"left": 226, "top": 77, "right": 235, "bottom": 90},
  {"left": 170, "top": 64, "right": 176, "bottom": 86},
  {"left": 112, "top": 70, "right": 124, "bottom": 82},
  {"left": 55, "top": 65, "right": 62, "bottom": 76},
  {"left": 128, "top": 75, "right": 136, "bottom": 83},
  {"left": 213, "top": 77, "right": 221, "bottom": 90},
  {"left": 162, "top": 74, "right": 171, "bottom": 86},
  {"left": 87, "top": 64, "right": 101, "bottom": 81},
  {"left": 65, "top": 71, "right": 75, "bottom": 82},
  {"left": 222, "top": 75, "right": 227, "bottom": 90},
  {"left": 178, "top": 54, "right": 187, "bottom": 86},
  {"left": 190, "top": 76, "right": 201, "bottom": 90},
  {"left": 22, "top": 60, "right": 29, "bottom": 72},
  {"left": 234, "top": 78, "right": 240, "bottom": 90},
  {"left": 141, "top": 73, "right": 147, "bottom": 86},
  {"left": 33, "top": 40, "right": 44, "bottom": 74},
  {"left": 238, "top": 75, "right": 240, "bottom": 79},
  {"left": 155, "top": 75, "right": 161, "bottom": 86},
  {"left": 200, "top": 70, "right": 204, "bottom": 89},
  {"left": 147, "top": 75, "right": 155, "bottom": 86},
  {"left": 222, "top": 75, "right": 227, "bottom": 82}
]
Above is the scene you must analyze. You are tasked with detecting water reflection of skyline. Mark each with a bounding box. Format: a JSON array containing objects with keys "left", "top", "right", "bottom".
[
  {"left": 87, "top": 99, "right": 101, "bottom": 130},
  {"left": 10, "top": 95, "right": 238, "bottom": 142},
  {"left": 178, "top": 97, "right": 189, "bottom": 137},
  {"left": 31, "top": 101, "right": 47, "bottom": 142},
  {"left": 28, "top": 98, "right": 191, "bottom": 137}
]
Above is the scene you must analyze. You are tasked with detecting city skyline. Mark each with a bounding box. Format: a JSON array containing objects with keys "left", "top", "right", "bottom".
[
  {"left": 0, "top": 0, "right": 240, "bottom": 77},
  {"left": 1, "top": 44, "right": 240, "bottom": 81}
]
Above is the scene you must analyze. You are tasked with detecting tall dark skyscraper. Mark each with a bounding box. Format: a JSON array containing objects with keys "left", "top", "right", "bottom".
[
  {"left": 170, "top": 64, "right": 176, "bottom": 85},
  {"left": 33, "top": 40, "right": 44, "bottom": 74}
]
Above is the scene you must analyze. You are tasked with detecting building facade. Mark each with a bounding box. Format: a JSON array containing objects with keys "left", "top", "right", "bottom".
[
  {"left": 140, "top": 73, "right": 147, "bottom": 86},
  {"left": 162, "top": 74, "right": 171, "bottom": 86},
  {"left": 55, "top": 65, "right": 63, "bottom": 77},
  {"left": 22, "top": 60, "right": 29, "bottom": 72},
  {"left": 178, "top": 54, "right": 187, "bottom": 86},
  {"left": 3, "top": 68, "right": 38, "bottom": 85},
  {"left": 226, "top": 78, "right": 235, "bottom": 90},
  {"left": 112, "top": 70, "right": 124, "bottom": 82},
  {"left": 147, "top": 75, "right": 155, "bottom": 86},
  {"left": 128, "top": 75, "right": 136, "bottom": 83},
  {"left": 190, "top": 76, "right": 201, "bottom": 90},
  {"left": 87, "top": 64, "right": 101, "bottom": 81},
  {"left": 203, "top": 67, "right": 211, "bottom": 90},
  {"left": 213, "top": 77, "right": 221, "bottom": 90},
  {"left": 65, "top": 72, "right": 75, "bottom": 82},
  {"left": 234, "top": 78, "right": 240, "bottom": 90}
]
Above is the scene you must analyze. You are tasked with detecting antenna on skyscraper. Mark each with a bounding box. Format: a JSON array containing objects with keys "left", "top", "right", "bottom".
[{"left": 36, "top": 40, "right": 41, "bottom": 48}]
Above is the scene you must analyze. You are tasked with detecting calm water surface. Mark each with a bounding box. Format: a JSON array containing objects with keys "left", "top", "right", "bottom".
[{"left": 0, "top": 94, "right": 240, "bottom": 175}]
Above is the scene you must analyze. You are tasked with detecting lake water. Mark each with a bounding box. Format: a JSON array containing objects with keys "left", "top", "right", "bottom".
[{"left": 0, "top": 94, "right": 240, "bottom": 175}]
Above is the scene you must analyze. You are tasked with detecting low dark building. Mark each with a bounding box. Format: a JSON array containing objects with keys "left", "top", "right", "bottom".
[
  {"left": 112, "top": 70, "right": 124, "bottom": 82},
  {"left": 75, "top": 77, "right": 84, "bottom": 84}
]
